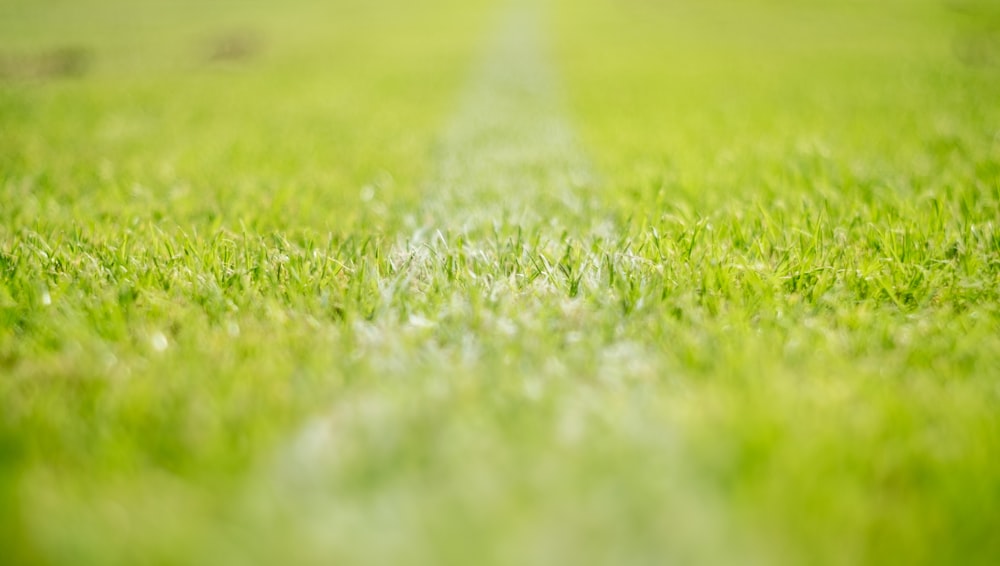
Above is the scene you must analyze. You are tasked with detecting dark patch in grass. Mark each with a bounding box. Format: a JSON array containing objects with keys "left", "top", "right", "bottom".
[
  {"left": 0, "top": 47, "right": 91, "bottom": 80},
  {"left": 954, "top": 30, "right": 1000, "bottom": 67},
  {"left": 205, "top": 31, "right": 263, "bottom": 64},
  {"left": 949, "top": 0, "right": 1000, "bottom": 68}
]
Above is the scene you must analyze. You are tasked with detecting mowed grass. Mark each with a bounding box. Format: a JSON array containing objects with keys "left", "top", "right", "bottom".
[
  {"left": 1, "top": 0, "right": 497, "bottom": 562},
  {"left": 552, "top": 0, "right": 1000, "bottom": 562},
  {"left": 2, "top": 0, "right": 1000, "bottom": 565}
]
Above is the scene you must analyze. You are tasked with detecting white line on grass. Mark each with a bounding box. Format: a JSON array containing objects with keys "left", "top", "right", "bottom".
[
  {"left": 240, "top": 4, "right": 661, "bottom": 558},
  {"left": 408, "top": 2, "right": 597, "bottom": 235},
  {"left": 276, "top": 0, "right": 603, "bottom": 476}
]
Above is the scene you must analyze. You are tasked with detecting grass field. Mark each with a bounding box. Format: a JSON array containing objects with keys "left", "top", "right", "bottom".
[{"left": 2, "top": 0, "right": 999, "bottom": 564}]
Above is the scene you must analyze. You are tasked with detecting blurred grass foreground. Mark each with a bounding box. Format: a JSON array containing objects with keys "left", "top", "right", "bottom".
[{"left": 2, "top": 1, "right": 999, "bottom": 565}]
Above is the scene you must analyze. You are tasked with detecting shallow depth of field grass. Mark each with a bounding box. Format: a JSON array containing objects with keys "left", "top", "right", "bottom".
[{"left": 2, "top": 0, "right": 1000, "bottom": 564}]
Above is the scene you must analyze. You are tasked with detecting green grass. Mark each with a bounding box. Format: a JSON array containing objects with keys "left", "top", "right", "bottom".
[{"left": 2, "top": 0, "right": 1000, "bottom": 564}]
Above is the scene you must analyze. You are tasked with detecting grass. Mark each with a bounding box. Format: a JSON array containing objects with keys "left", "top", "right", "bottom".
[{"left": 2, "top": 0, "right": 1000, "bottom": 564}]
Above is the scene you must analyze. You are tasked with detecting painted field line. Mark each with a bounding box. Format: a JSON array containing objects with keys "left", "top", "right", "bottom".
[
  {"left": 280, "top": 0, "right": 596, "bottom": 462},
  {"left": 252, "top": 0, "right": 605, "bottom": 531},
  {"left": 408, "top": 1, "right": 596, "bottom": 235}
]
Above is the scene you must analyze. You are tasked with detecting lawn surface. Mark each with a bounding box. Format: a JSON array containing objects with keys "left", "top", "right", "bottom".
[{"left": 2, "top": 0, "right": 999, "bottom": 564}]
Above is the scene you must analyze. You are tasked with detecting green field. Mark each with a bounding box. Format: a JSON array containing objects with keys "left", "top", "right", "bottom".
[{"left": 2, "top": 0, "right": 999, "bottom": 564}]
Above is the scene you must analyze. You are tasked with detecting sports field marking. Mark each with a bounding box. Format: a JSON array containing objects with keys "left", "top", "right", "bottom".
[
  {"left": 265, "top": 0, "right": 598, "bottom": 509},
  {"left": 410, "top": 2, "right": 595, "bottom": 234}
]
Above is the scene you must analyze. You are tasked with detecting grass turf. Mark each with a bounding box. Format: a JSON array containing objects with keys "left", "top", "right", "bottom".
[{"left": 2, "top": 0, "right": 999, "bottom": 564}]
